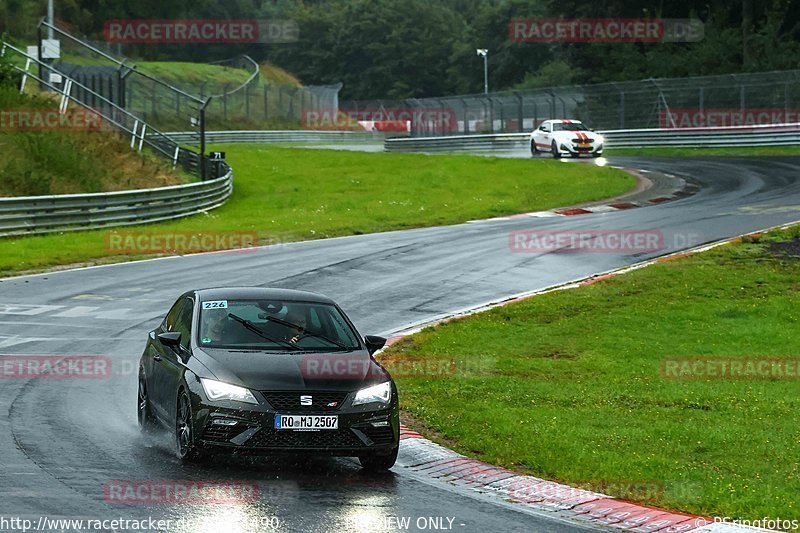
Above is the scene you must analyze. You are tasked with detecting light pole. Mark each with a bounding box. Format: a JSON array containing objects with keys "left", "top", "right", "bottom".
[
  {"left": 47, "top": 0, "right": 54, "bottom": 38},
  {"left": 476, "top": 49, "right": 488, "bottom": 95}
]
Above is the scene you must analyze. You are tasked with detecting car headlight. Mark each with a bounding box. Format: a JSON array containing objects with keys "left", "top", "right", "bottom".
[
  {"left": 594, "top": 134, "right": 604, "bottom": 144},
  {"left": 352, "top": 381, "right": 392, "bottom": 406},
  {"left": 200, "top": 378, "right": 258, "bottom": 404}
]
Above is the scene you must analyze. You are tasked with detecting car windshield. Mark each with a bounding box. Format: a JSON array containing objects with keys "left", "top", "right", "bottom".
[
  {"left": 198, "top": 299, "right": 361, "bottom": 351},
  {"left": 553, "top": 122, "right": 589, "bottom": 132}
]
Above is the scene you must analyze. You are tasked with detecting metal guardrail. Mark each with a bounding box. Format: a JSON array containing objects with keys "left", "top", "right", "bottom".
[
  {"left": 600, "top": 123, "right": 800, "bottom": 147},
  {"left": 0, "top": 169, "right": 233, "bottom": 238},
  {"left": 164, "top": 130, "right": 389, "bottom": 144},
  {"left": 385, "top": 123, "right": 800, "bottom": 152},
  {"left": 385, "top": 133, "right": 527, "bottom": 153}
]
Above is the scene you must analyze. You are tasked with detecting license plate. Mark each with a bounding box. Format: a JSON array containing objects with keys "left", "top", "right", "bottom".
[{"left": 275, "top": 414, "right": 338, "bottom": 430}]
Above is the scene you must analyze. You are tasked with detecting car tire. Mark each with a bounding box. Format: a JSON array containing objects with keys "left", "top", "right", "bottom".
[
  {"left": 551, "top": 141, "right": 561, "bottom": 159},
  {"left": 591, "top": 152, "right": 601, "bottom": 158},
  {"left": 138, "top": 369, "right": 158, "bottom": 434},
  {"left": 175, "top": 387, "right": 208, "bottom": 462},
  {"left": 530, "top": 139, "right": 538, "bottom": 157},
  {"left": 359, "top": 446, "right": 399, "bottom": 471}
]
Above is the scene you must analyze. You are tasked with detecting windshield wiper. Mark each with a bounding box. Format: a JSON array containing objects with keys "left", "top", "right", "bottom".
[
  {"left": 227, "top": 313, "right": 300, "bottom": 351},
  {"left": 263, "top": 315, "right": 352, "bottom": 350}
]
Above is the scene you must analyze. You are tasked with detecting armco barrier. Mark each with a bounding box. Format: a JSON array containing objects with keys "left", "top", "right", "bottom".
[
  {"left": 384, "top": 123, "right": 800, "bottom": 152},
  {"left": 164, "top": 130, "right": 388, "bottom": 144},
  {"left": 385, "top": 133, "right": 527, "bottom": 153},
  {"left": 0, "top": 169, "right": 232, "bottom": 237},
  {"left": 601, "top": 122, "right": 800, "bottom": 147}
]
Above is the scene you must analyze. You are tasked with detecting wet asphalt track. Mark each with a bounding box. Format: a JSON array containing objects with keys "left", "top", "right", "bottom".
[{"left": 2, "top": 153, "right": 800, "bottom": 532}]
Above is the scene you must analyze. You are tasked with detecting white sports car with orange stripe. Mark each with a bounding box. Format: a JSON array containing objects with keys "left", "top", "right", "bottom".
[{"left": 530, "top": 119, "right": 604, "bottom": 158}]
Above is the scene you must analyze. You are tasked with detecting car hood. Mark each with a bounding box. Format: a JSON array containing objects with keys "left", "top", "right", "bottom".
[
  {"left": 192, "top": 347, "right": 390, "bottom": 392},
  {"left": 553, "top": 130, "right": 600, "bottom": 141}
]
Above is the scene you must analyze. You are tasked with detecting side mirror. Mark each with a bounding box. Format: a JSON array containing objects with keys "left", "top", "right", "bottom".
[
  {"left": 364, "top": 335, "right": 387, "bottom": 355},
  {"left": 157, "top": 331, "right": 181, "bottom": 348}
]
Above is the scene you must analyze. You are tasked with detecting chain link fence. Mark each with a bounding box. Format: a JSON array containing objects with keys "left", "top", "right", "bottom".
[
  {"left": 341, "top": 70, "right": 800, "bottom": 136},
  {"left": 45, "top": 24, "right": 341, "bottom": 131}
]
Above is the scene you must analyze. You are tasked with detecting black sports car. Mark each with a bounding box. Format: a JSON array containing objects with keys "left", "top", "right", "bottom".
[{"left": 138, "top": 287, "right": 399, "bottom": 470}]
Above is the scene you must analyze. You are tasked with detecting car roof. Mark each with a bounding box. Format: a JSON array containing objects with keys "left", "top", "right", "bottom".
[
  {"left": 547, "top": 119, "right": 583, "bottom": 124},
  {"left": 194, "top": 287, "right": 336, "bottom": 305}
]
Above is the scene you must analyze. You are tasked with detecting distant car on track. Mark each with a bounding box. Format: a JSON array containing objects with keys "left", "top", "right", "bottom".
[
  {"left": 138, "top": 287, "right": 399, "bottom": 470},
  {"left": 530, "top": 119, "right": 604, "bottom": 158}
]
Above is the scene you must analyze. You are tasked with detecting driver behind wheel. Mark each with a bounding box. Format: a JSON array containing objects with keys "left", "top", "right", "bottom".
[
  {"left": 200, "top": 308, "right": 230, "bottom": 344},
  {"left": 284, "top": 309, "right": 308, "bottom": 344}
]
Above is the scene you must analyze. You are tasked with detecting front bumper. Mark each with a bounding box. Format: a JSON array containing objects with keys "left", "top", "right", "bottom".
[
  {"left": 564, "top": 142, "right": 603, "bottom": 156},
  {"left": 189, "top": 385, "right": 400, "bottom": 455}
]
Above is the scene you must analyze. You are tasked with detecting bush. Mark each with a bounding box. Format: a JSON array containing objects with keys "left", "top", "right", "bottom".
[{"left": 0, "top": 39, "right": 21, "bottom": 88}]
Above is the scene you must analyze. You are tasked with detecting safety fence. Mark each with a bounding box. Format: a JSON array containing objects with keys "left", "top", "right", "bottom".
[{"left": 345, "top": 70, "right": 800, "bottom": 136}]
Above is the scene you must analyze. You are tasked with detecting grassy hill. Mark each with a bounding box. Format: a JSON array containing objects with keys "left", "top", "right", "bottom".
[{"left": 0, "top": 86, "right": 186, "bottom": 197}]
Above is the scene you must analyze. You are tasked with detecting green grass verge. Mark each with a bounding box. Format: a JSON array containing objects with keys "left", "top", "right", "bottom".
[
  {"left": 606, "top": 146, "right": 800, "bottom": 157},
  {"left": 0, "top": 145, "right": 634, "bottom": 276},
  {"left": 382, "top": 227, "right": 800, "bottom": 519}
]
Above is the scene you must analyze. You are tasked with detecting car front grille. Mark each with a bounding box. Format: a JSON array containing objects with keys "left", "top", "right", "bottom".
[
  {"left": 246, "top": 428, "right": 365, "bottom": 448},
  {"left": 262, "top": 391, "right": 349, "bottom": 411}
]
